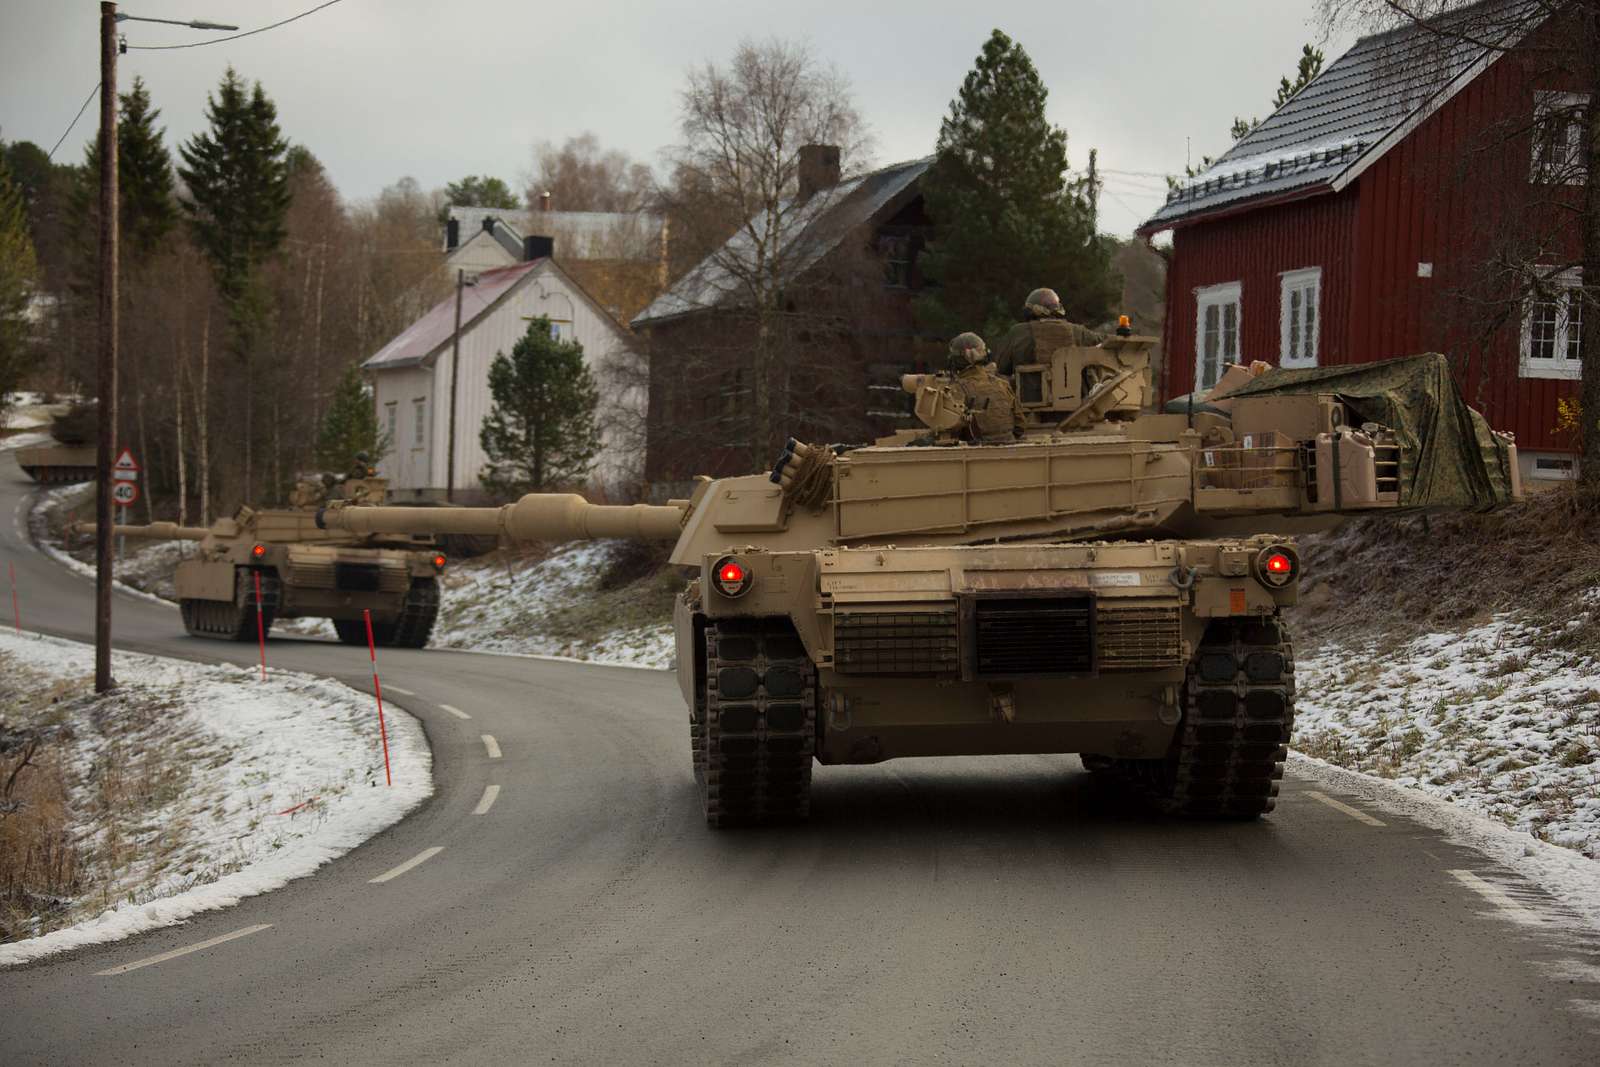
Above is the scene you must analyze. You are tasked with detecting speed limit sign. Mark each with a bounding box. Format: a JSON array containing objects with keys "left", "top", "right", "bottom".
[{"left": 112, "top": 481, "right": 140, "bottom": 507}]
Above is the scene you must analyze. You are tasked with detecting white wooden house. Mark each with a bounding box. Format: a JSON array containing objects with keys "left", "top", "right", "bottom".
[{"left": 363, "top": 256, "right": 641, "bottom": 499}]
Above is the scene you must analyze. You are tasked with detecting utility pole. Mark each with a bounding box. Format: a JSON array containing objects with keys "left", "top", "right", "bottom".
[
  {"left": 446, "top": 269, "right": 464, "bottom": 502},
  {"left": 94, "top": 0, "right": 119, "bottom": 693}
]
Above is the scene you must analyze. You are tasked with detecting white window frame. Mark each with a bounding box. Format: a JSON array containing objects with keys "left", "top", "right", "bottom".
[
  {"left": 1194, "top": 282, "right": 1242, "bottom": 391},
  {"left": 1530, "top": 91, "right": 1589, "bottom": 186},
  {"left": 1520, "top": 268, "right": 1584, "bottom": 380},
  {"left": 412, "top": 396, "right": 427, "bottom": 449},
  {"left": 1278, "top": 268, "right": 1321, "bottom": 369},
  {"left": 384, "top": 401, "right": 397, "bottom": 449},
  {"left": 1528, "top": 453, "right": 1577, "bottom": 482}
]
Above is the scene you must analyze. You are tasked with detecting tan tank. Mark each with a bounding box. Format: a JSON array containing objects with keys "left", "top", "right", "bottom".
[
  {"left": 78, "top": 476, "right": 447, "bottom": 647},
  {"left": 317, "top": 340, "right": 1521, "bottom": 826},
  {"left": 14, "top": 401, "right": 98, "bottom": 483}
]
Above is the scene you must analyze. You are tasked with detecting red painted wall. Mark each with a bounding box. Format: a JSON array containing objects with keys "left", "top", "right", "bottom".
[{"left": 1163, "top": 31, "right": 1582, "bottom": 452}]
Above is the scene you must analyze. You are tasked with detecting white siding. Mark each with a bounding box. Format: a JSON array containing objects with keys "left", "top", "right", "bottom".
[
  {"left": 371, "top": 262, "right": 642, "bottom": 497},
  {"left": 444, "top": 231, "right": 519, "bottom": 278}
]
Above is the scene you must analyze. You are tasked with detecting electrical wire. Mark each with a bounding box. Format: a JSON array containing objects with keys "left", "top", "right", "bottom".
[
  {"left": 125, "top": 0, "right": 346, "bottom": 50},
  {"left": 47, "top": 81, "right": 102, "bottom": 160}
]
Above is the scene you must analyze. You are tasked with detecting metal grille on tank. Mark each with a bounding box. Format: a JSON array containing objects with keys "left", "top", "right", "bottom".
[
  {"left": 972, "top": 597, "right": 1093, "bottom": 675},
  {"left": 834, "top": 610, "right": 959, "bottom": 675},
  {"left": 1096, "top": 606, "right": 1183, "bottom": 670}
]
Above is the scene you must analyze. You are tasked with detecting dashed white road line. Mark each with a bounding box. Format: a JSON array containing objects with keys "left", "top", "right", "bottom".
[
  {"left": 369, "top": 846, "right": 444, "bottom": 884},
  {"left": 1449, "top": 869, "right": 1541, "bottom": 925},
  {"left": 473, "top": 784, "right": 501, "bottom": 815},
  {"left": 481, "top": 734, "right": 501, "bottom": 759},
  {"left": 96, "top": 924, "right": 273, "bottom": 976},
  {"left": 1304, "top": 790, "right": 1387, "bottom": 827},
  {"left": 385, "top": 685, "right": 416, "bottom": 696},
  {"left": 440, "top": 704, "right": 471, "bottom": 720}
]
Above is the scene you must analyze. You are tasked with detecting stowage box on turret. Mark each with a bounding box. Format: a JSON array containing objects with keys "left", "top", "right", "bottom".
[
  {"left": 317, "top": 339, "right": 1521, "bottom": 826},
  {"left": 80, "top": 476, "right": 447, "bottom": 647}
]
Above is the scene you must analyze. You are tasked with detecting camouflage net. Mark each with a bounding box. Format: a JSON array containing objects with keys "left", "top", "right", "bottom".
[{"left": 1227, "top": 353, "right": 1518, "bottom": 510}]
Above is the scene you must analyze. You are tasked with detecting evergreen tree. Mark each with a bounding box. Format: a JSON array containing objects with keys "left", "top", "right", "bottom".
[
  {"left": 315, "top": 361, "right": 387, "bottom": 469},
  {"left": 915, "top": 30, "right": 1117, "bottom": 341},
  {"left": 478, "top": 317, "right": 601, "bottom": 498},
  {"left": 0, "top": 153, "right": 40, "bottom": 420},
  {"left": 115, "top": 78, "right": 177, "bottom": 261},
  {"left": 177, "top": 68, "right": 291, "bottom": 307},
  {"left": 440, "top": 175, "right": 517, "bottom": 223}
]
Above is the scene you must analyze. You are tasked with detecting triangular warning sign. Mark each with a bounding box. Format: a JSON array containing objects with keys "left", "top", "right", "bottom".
[{"left": 112, "top": 447, "right": 140, "bottom": 473}]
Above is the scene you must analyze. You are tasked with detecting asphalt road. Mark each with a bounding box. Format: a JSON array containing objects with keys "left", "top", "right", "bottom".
[{"left": 2, "top": 465, "right": 1598, "bottom": 1065}]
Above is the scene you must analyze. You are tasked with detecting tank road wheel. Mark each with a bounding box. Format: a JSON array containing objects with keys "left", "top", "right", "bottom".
[
  {"left": 387, "top": 577, "right": 440, "bottom": 649},
  {"left": 700, "top": 619, "right": 817, "bottom": 827},
  {"left": 1095, "top": 618, "right": 1295, "bottom": 819}
]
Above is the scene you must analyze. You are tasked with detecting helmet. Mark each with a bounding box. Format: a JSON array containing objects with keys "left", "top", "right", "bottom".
[
  {"left": 353, "top": 451, "right": 370, "bottom": 464},
  {"left": 948, "top": 332, "right": 988, "bottom": 370},
  {"left": 1024, "top": 287, "right": 1065, "bottom": 320}
]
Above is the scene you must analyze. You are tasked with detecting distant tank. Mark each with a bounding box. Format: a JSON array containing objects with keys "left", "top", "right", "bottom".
[
  {"left": 317, "top": 340, "right": 1521, "bottom": 825},
  {"left": 14, "top": 401, "right": 99, "bottom": 484},
  {"left": 76, "top": 475, "right": 447, "bottom": 646}
]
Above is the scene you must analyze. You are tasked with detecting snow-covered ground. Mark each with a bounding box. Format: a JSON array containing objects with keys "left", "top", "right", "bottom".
[
  {"left": 433, "top": 540, "right": 676, "bottom": 669},
  {"left": 1295, "top": 614, "right": 1600, "bottom": 859},
  {"left": 0, "top": 630, "right": 431, "bottom": 966}
]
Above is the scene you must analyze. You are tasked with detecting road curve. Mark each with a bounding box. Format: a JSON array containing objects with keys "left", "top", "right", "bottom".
[{"left": 2, "top": 466, "right": 1598, "bottom": 1065}]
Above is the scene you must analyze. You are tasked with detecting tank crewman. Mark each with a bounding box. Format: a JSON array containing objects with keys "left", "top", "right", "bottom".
[
  {"left": 948, "top": 332, "right": 1024, "bottom": 443},
  {"left": 349, "top": 451, "right": 375, "bottom": 481},
  {"left": 992, "top": 287, "right": 1107, "bottom": 377}
]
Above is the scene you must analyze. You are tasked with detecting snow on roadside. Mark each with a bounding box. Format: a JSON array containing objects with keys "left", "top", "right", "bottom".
[
  {"left": 0, "top": 630, "right": 431, "bottom": 967},
  {"left": 432, "top": 540, "right": 675, "bottom": 669},
  {"left": 1294, "top": 613, "right": 1600, "bottom": 859},
  {"left": 27, "top": 484, "right": 178, "bottom": 611}
]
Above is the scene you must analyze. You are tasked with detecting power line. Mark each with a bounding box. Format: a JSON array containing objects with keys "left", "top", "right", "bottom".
[
  {"left": 47, "top": 81, "right": 102, "bottom": 160},
  {"left": 125, "top": 0, "right": 345, "bottom": 50}
]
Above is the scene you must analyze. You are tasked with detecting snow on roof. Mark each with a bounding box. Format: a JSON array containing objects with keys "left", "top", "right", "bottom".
[
  {"left": 631, "top": 155, "right": 933, "bottom": 329},
  {"left": 363, "top": 259, "right": 544, "bottom": 371},
  {"left": 1140, "top": 0, "right": 1543, "bottom": 233}
]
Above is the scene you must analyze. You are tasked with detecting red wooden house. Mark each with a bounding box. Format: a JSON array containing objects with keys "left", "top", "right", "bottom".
[{"left": 1139, "top": 0, "right": 1588, "bottom": 483}]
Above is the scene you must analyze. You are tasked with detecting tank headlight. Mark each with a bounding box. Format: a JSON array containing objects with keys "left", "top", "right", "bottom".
[
  {"left": 711, "top": 556, "right": 753, "bottom": 598},
  {"left": 251, "top": 544, "right": 267, "bottom": 560},
  {"left": 432, "top": 553, "right": 447, "bottom": 571},
  {"left": 1254, "top": 545, "right": 1298, "bottom": 588}
]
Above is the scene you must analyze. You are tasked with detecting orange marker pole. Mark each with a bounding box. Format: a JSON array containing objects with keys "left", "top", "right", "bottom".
[
  {"left": 253, "top": 570, "right": 267, "bottom": 681},
  {"left": 363, "top": 608, "right": 393, "bottom": 786}
]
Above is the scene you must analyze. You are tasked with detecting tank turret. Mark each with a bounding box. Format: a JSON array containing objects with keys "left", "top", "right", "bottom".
[{"left": 13, "top": 401, "right": 100, "bottom": 483}]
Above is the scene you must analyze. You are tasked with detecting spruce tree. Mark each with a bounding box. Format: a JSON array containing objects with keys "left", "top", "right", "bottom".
[
  {"left": 315, "top": 361, "right": 387, "bottom": 470},
  {"left": 177, "top": 68, "right": 291, "bottom": 307},
  {"left": 915, "top": 29, "right": 1117, "bottom": 342},
  {"left": 478, "top": 317, "right": 601, "bottom": 497},
  {"left": 0, "top": 153, "right": 40, "bottom": 418},
  {"left": 116, "top": 78, "right": 177, "bottom": 261}
]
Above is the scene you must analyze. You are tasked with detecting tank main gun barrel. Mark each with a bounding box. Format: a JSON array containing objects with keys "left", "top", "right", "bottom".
[
  {"left": 68, "top": 521, "right": 210, "bottom": 541},
  {"left": 316, "top": 494, "right": 686, "bottom": 543}
]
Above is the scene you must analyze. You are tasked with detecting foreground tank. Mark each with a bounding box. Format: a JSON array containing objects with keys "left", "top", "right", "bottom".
[
  {"left": 318, "top": 342, "right": 1521, "bottom": 826},
  {"left": 14, "top": 401, "right": 99, "bottom": 484},
  {"left": 79, "top": 477, "right": 447, "bottom": 647}
]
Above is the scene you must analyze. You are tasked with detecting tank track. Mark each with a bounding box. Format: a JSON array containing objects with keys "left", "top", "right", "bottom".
[
  {"left": 1090, "top": 617, "right": 1295, "bottom": 819},
  {"left": 179, "top": 568, "right": 279, "bottom": 642},
  {"left": 698, "top": 619, "right": 817, "bottom": 827},
  {"left": 333, "top": 579, "right": 440, "bottom": 649}
]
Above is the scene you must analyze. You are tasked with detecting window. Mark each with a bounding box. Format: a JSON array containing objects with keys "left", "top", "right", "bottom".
[
  {"left": 878, "top": 233, "right": 914, "bottom": 288},
  {"left": 1531, "top": 92, "right": 1589, "bottom": 185},
  {"left": 1521, "top": 269, "right": 1584, "bottom": 380},
  {"left": 1530, "top": 454, "right": 1577, "bottom": 481},
  {"left": 1194, "top": 282, "right": 1242, "bottom": 390},
  {"left": 412, "top": 397, "right": 427, "bottom": 448},
  {"left": 384, "top": 402, "right": 397, "bottom": 449},
  {"left": 1279, "top": 268, "right": 1321, "bottom": 368}
]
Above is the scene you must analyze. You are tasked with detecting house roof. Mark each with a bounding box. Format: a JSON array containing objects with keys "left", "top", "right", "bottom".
[
  {"left": 364, "top": 260, "right": 545, "bottom": 371},
  {"left": 1139, "top": 0, "right": 1542, "bottom": 234},
  {"left": 447, "top": 205, "right": 666, "bottom": 258},
  {"left": 631, "top": 155, "right": 934, "bottom": 329}
]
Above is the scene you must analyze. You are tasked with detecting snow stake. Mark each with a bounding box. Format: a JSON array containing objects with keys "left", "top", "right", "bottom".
[
  {"left": 253, "top": 570, "right": 267, "bottom": 681},
  {"left": 363, "top": 608, "right": 393, "bottom": 786},
  {"left": 8, "top": 561, "right": 18, "bottom": 635}
]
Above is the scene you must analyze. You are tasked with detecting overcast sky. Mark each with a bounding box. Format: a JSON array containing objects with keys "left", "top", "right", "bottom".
[{"left": 1, "top": 0, "right": 1357, "bottom": 238}]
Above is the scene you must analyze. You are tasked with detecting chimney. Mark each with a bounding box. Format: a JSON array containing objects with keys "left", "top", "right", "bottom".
[
  {"left": 797, "top": 144, "right": 841, "bottom": 202},
  {"left": 539, "top": 191, "right": 552, "bottom": 212},
  {"left": 524, "top": 235, "right": 554, "bottom": 261},
  {"left": 445, "top": 218, "right": 459, "bottom": 250}
]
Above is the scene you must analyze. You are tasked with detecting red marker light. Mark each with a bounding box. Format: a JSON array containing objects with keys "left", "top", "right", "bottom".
[
  {"left": 720, "top": 562, "right": 744, "bottom": 584},
  {"left": 432, "top": 554, "right": 447, "bottom": 570},
  {"left": 1255, "top": 545, "right": 1297, "bottom": 587},
  {"left": 711, "top": 555, "right": 753, "bottom": 598},
  {"left": 251, "top": 544, "right": 266, "bottom": 559},
  {"left": 1266, "top": 553, "right": 1291, "bottom": 574}
]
